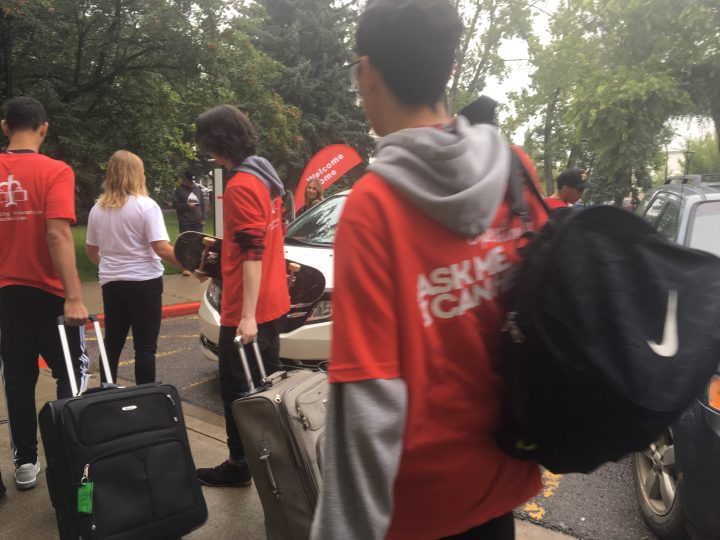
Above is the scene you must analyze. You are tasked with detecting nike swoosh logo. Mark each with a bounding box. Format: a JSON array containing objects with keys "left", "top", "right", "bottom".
[{"left": 647, "top": 289, "right": 679, "bottom": 358}]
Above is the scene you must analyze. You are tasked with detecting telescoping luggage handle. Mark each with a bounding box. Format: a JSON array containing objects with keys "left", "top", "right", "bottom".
[
  {"left": 56, "top": 315, "right": 113, "bottom": 397},
  {"left": 234, "top": 336, "right": 267, "bottom": 392}
]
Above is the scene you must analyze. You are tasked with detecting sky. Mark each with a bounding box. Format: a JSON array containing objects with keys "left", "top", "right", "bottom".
[{"left": 479, "top": 0, "right": 712, "bottom": 148}]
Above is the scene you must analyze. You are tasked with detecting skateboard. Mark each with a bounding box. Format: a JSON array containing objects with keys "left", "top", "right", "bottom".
[
  {"left": 173, "top": 232, "right": 326, "bottom": 305},
  {"left": 287, "top": 259, "right": 325, "bottom": 306},
  {"left": 174, "top": 231, "right": 222, "bottom": 280}
]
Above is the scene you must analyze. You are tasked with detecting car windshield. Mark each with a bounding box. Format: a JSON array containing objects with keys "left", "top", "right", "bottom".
[
  {"left": 286, "top": 195, "right": 347, "bottom": 246},
  {"left": 687, "top": 201, "right": 720, "bottom": 258}
]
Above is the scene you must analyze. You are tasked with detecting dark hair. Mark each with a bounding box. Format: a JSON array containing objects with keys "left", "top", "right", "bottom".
[
  {"left": 459, "top": 96, "right": 498, "bottom": 126},
  {"left": 356, "top": 0, "right": 462, "bottom": 107},
  {"left": 556, "top": 168, "right": 588, "bottom": 190},
  {"left": 2, "top": 96, "right": 48, "bottom": 132},
  {"left": 194, "top": 105, "right": 258, "bottom": 165}
]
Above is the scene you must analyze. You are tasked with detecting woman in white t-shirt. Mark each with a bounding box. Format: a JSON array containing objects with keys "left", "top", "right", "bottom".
[{"left": 86, "top": 150, "right": 181, "bottom": 384}]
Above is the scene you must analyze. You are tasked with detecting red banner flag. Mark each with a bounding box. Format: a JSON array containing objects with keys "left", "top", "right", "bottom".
[{"left": 294, "top": 144, "right": 362, "bottom": 210}]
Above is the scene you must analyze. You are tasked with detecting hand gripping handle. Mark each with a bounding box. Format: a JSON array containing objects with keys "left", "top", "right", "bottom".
[
  {"left": 234, "top": 336, "right": 267, "bottom": 392},
  {"left": 56, "top": 314, "right": 113, "bottom": 397}
]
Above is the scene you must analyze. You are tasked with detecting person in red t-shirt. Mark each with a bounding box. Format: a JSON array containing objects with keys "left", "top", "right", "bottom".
[
  {"left": 0, "top": 97, "right": 89, "bottom": 492},
  {"left": 193, "top": 105, "right": 290, "bottom": 487},
  {"left": 544, "top": 168, "right": 588, "bottom": 210},
  {"left": 310, "top": 2, "right": 545, "bottom": 539}
]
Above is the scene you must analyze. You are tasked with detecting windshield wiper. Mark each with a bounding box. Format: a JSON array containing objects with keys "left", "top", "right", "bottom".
[{"left": 285, "top": 236, "right": 331, "bottom": 247}]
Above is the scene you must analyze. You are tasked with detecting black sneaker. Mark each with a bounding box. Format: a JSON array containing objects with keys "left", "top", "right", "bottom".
[{"left": 197, "top": 460, "right": 252, "bottom": 487}]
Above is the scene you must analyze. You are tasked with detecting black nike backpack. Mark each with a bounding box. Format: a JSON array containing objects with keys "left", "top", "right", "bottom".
[{"left": 497, "top": 166, "right": 720, "bottom": 474}]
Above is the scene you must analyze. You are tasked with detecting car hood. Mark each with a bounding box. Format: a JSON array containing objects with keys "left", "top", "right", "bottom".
[{"left": 284, "top": 243, "right": 334, "bottom": 290}]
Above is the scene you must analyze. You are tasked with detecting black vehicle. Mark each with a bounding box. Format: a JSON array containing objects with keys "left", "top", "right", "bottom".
[{"left": 632, "top": 177, "right": 720, "bottom": 540}]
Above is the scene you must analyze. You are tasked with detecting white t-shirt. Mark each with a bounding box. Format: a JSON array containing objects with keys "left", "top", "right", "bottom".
[{"left": 86, "top": 195, "right": 170, "bottom": 285}]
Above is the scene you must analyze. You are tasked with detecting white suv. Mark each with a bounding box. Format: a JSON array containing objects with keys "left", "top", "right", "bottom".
[{"left": 198, "top": 192, "right": 348, "bottom": 365}]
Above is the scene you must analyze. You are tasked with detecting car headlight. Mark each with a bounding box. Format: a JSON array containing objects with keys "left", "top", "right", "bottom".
[
  {"left": 307, "top": 300, "right": 332, "bottom": 322},
  {"left": 708, "top": 375, "right": 720, "bottom": 412},
  {"left": 206, "top": 279, "right": 222, "bottom": 312}
]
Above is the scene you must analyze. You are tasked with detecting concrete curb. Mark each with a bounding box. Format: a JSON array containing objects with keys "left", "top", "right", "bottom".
[{"left": 83, "top": 301, "right": 201, "bottom": 329}]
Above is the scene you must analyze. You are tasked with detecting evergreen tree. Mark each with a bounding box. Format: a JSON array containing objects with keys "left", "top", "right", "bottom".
[{"left": 250, "top": 0, "right": 374, "bottom": 190}]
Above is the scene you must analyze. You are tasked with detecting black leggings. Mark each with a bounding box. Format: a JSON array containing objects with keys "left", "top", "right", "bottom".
[
  {"left": 101, "top": 277, "right": 163, "bottom": 385},
  {"left": 441, "top": 512, "right": 515, "bottom": 540}
]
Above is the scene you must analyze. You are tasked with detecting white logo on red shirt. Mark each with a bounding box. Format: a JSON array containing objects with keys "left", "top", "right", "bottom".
[
  {"left": 0, "top": 174, "right": 28, "bottom": 208},
  {"left": 417, "top": 246, "right": 516, "bottom": 327}
]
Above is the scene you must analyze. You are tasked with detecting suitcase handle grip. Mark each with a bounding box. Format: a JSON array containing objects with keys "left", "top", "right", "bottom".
[
  {"left": 259, "top": 446, "right": 282, "bottom": 500},
  {"left": 57, "top": 314, "right": 114, "bottom": 397},
  {"left": 234, "top": 336, "right": 268, "bottom": 391}
]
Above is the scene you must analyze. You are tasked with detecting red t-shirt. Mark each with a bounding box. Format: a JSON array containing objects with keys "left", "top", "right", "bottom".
[
  {"left": 221, "top": 171, "right": 290, "bottom": 327},
  {"left": 0, "top": 152, "right": 76, "bottom": 297},
  {"left": 544, "top": 196, "right": 568, "bottom": 210},
  {"left": 329, "top": 149, "right": 546, "bottom": 539}
]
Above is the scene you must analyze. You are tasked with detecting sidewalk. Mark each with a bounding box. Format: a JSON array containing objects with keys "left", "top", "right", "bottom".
[
  {"left": 0, "top": 371, "right": 577, "bottom": 540},
  {"left": 80, "top": 273, "right": 208, "bottom": 316},
  {"left": 1, "top": 274, "right": 577, "bottom": 540}
]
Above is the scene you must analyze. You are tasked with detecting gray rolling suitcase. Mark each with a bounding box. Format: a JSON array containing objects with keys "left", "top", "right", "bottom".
[{"left": 231, "top": 337, "right": 327, "bottom": 540}]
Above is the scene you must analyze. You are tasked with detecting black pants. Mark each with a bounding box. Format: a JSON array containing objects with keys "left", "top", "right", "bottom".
[
  {"left": 179, "top": 222, "right": 204, "bottom": 233},
  {"left": 101, "top": 278, "right": 163, "bottom": 385},
  {"left": 440, "top": 513, "right": 515, "bottom": 540},
  {"left": 0, "top": 286, "right": 88, "bottom": 465},
  {"left": 218, "top": 318, "right": 284, "bottom": 464}
]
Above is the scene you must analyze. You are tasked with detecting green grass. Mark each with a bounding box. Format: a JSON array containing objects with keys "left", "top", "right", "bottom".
[{"left": 73, "top": 210, "right": 215, "bottom": 282}]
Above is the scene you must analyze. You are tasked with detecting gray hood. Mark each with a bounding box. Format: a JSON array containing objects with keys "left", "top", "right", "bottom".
[
  {"left": 233, "top": 156, "right": 285, "bottom": 199},
  {"left": 367, "top": 116, "right": 510, "bottom": 237}
]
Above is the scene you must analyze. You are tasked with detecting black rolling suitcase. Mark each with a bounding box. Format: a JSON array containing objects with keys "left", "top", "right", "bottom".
[
  {"left": 39, "top": 315, "right": 208, "bottom": 540},
  {"left": 231, "top": 337, "right": 328, "bottom": 540}
]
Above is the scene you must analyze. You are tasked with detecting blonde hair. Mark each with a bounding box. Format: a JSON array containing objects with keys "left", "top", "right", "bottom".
[
  {"left": 97, "top": 150, "right": 148, "bottom": 209},
  {"left": 305, "top": 178, "right": 324, "bottom": 203}
]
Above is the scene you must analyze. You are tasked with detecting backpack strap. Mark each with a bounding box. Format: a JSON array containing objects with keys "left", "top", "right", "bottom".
[{"left": 507, "top": 149, "right": 550, "bottom": 227}]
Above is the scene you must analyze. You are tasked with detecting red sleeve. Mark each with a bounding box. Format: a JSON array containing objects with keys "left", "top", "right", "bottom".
[
  {"left": 45, "top": 163, "right": 76, "bottom": 223},
  {"left": 544, "top": 197, "right": 569, "bottom": 210},
  {"left": 328, "top": 186, "right": 400, "bottom": 383},
  {"left": 225, "top": 176, "right": 268, "bottom": 261}
]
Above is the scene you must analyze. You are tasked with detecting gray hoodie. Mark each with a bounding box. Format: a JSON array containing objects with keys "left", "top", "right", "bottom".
[
  {"left": 232, "top": 156, "right": 285, "bottom": 199},
  {"left": 311, "top": 118, "right": 514, "bottom": 540},
  {"left": 368, "top": 116, "right": 511, "bottom": 238}
]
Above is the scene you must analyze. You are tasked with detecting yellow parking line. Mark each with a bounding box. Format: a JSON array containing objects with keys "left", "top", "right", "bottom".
[
  {"left": 522, "top": 470, "right": 563, "bottom": 521},
  {"left": 181, "top": 375, "right": 217, "bottom": 391},
  {"left": 118, "top": 348, "right": 189, "bottom": 367}
]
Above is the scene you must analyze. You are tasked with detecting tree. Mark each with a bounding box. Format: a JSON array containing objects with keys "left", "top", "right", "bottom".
[
  {"left": 511, "top": 0, "right": 696, "bottom": 203},
  {"left": 0, "top": 0, "right": 302, "bottom": 218},
  {"left": 685, "top": 135, "right": 720, "bottom": 176},
  {"left": 248, "top": 0, "right": 374, "bottom": 191},
  {"left": 448, "top": 0, "right": 534, "bottom": 114}
]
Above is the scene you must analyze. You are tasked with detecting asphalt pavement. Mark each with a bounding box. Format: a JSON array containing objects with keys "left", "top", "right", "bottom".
[
  {"left": 79, "top": 313, "right": 657, "bottom": 540},
  {"left": 0, "top": 286, "right": 580, "bottom": 540}
]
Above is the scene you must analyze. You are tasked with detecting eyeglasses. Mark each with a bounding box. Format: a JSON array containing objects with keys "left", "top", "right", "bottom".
[{"left": 346, "top": 59, "right": 361, "bottom": 93}]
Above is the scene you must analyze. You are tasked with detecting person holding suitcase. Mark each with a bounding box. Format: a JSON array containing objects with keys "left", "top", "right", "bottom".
[
  {"left": 0, "top": 96, "right": 89, "bottom": 491},
  {"left": 193, "top": 105, "right": 290, "bottom": 487},
  {"left": 311, "top": 1, "right": 545, "bottom": 539}
]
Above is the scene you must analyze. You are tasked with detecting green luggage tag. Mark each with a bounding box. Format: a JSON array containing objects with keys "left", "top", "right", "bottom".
[{"left": 77, "top": 482, "right": 94, "bottom": 514}]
